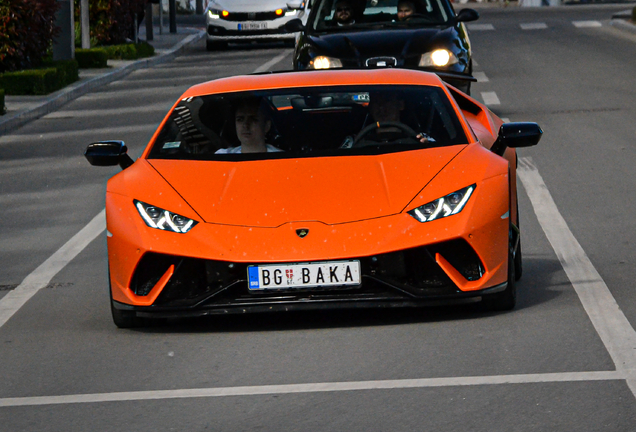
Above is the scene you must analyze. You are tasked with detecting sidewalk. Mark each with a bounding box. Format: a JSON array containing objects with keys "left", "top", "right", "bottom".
[{"left": 0, "top": 25, "right": 205, "bottom": 136}]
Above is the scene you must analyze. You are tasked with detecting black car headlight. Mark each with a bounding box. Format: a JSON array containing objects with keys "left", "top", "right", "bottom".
[
  {"left": 135, "top": 200, "right": 198, "bottom": 233},
  {"left": 408, "top": 185, "right": 475, "bottom": 223},
  {"left": 309, "top": 56, "right": 343, "bottom": 69},
  {"left": 419, "top": 49, "right": 459, "bottom": 67}
]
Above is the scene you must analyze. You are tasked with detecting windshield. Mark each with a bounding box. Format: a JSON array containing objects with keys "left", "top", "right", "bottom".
[
  {"left": 148, "top": 85, "right": 468, "bottom": 161},
  {"left": 309, "top": 0, "right": 453, "bottom": 31}
]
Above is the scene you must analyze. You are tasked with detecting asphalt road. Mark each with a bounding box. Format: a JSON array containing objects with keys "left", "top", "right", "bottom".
[{"left": 1, "top": 5, "right": 636, "bottom": 431}]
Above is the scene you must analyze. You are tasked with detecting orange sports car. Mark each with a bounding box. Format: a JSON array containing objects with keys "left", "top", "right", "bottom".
[{"left": 85, "top": 68, "right": 541, "bottom": 328}]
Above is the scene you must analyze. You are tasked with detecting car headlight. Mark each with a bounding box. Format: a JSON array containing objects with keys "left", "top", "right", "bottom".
[
  {"left": 309, "top": 56, "right": 343, "bottom": 69},
  {"left": 208, "top": 9, "right": 229, "bottom": 19},
  {"left": 134, "top": 200, "right": 198, "bottom": 233},
  {"left": 419, "top": 49, "right": 459, "bottom": 67},
  {"left": 407, "top": 185, "right": 475, "bottom": 223}
]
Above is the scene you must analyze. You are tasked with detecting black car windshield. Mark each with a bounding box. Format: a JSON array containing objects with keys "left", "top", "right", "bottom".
[
  {"left": 309, "top": 0, "right": 453, "bottom": 31},
  {"left": 148, "top": 85, "right": 468, "bottom": 161}
]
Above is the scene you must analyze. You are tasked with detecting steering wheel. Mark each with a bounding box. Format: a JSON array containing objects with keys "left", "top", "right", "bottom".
[{"left": 353, "top": 121, "right": 419, "bottom": 146}]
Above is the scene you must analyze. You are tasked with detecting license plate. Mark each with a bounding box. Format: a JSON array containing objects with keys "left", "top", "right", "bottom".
[
  {"left": 238, "top": 22, "right": 268, "bottom": 30},
  {"left": 248, "top": 260, "right": 361, "bottom": 290}
]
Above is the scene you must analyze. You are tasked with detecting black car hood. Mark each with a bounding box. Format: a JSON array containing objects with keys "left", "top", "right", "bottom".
[{"left": 308, "top": 26, "right": 460, "bottom": 64}]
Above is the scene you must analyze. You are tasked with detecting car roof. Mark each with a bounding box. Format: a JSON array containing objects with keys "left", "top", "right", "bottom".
[{"left": 181, "top": 69, "right": 447, "bottom": 98}]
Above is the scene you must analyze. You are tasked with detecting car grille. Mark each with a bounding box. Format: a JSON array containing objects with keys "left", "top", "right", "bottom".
[
  {"left": 220, "top": 11, "right": 282, "bottom": 22},
  {"left": 130, "top": 239, "right": 484, "bottom": 308}
]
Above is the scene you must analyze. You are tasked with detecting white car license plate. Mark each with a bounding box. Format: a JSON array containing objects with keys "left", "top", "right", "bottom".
[
  {"left": 239, "top": 22, "right": 268, "bottom": 30},
  {"left": 248, "top": 260, "right": 361, "bottom": 290}
]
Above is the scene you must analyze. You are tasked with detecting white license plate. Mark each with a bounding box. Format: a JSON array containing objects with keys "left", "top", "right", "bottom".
[
  {"left": 239, "top": 22, "right": 268, "bottom": 30},
  {"left": 248, "top": 260, "right": 361, "bottom": 290}
]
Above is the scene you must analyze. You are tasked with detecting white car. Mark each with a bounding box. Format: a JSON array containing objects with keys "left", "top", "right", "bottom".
[{"left": 205, "top": 0, "right": 310, "bottom": 50}]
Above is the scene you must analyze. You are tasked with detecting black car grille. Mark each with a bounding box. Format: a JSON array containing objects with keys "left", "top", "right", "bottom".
[{"left": 130, "top": 239, "right": 484, "bottom": 308}]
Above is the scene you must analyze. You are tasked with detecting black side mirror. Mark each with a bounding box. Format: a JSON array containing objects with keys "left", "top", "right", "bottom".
[
  {"left": 491, "top": 122, "right": 542, "bottom": 156},
  {"left": 85, "top": 140, "right": 134, "bottom": 170},
  {"left": 455, "top": 8, "right": 479, "bottom": 23},
  {"left": 284, "top": 18, "right": 305, "bottom": 33}
]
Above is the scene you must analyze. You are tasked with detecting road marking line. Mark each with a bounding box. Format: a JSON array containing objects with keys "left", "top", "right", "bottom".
[
  {"left": 573, "top": 20, "right": 602, "bottom": 28},
  {"left": 0, "top": 211, "right": 106, "bottom": 329},
  {"left": 473, "top": 71, "right": 489, "bottom": 83},
  {"left": 253, "top": 51, "right": 289, "bottom": 73},
  {"left": 518, "top": 157, "right": 636, "bottom": 397},
  {"left": 520, "top": 22, "right": 548, "bottom": 30},
  {"left": 0, "top": 371, "right": 623, "bottom": 407},
  {"left": 481, "top": 91, "right": 500, "bottom": 106},
  {"left": 467, "top": 23, "right": 495, "bottom": 31}
]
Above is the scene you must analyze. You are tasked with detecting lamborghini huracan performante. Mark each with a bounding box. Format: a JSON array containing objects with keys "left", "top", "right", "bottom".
[{"left": 85, "top": 69, "right": 542, "bottom": 328}]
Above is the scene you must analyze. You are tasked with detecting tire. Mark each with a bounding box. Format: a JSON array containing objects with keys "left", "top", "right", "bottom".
[{"left": 481, "top": 223, "right": 517, "bottom": 312}]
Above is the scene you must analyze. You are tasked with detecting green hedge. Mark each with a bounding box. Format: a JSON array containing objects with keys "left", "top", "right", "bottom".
[
  {"left": 75, "top": 48, "right": 108, "bottom": 68},
  {"left": 0, "top": 60, "right": 79, "bottom": 95},
  {"left": 0, "top": 88, "right": 5, "bottom": 115},
  {"left": 101, "top": 42, "right": 155, "bottom": 60}
]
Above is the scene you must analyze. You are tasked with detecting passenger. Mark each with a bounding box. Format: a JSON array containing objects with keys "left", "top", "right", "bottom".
[
  {"left": 332, "top": 0, "right": 356, "bottom": 26},
  {"left": 397, "top": 0, "right": 417, "bottom": 21},
  {"left": 216, "top": 98, "right": 282, "bottom": 154}
]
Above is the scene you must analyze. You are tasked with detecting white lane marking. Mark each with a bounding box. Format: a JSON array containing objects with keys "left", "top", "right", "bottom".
[
  {"left": 0, "top": 211, "right": 106, "bottom": 329},
  {"left": 473, "top": 71, "right": 489, "bottom": 83},
  {"left": 0, "top": 371, "right": 623, "bottom": 407},
  {"left": 518, "top": 157, "right": 636, "bottom": 397},
  {"left": 481, "top": 91, "right": 500, "bottom": 106},
  {"left": 467, "top": 23, "right": 495, "bottom": 31},
  {"left": 573, "top": 20, "right": 602, "bottom": 28},
  {"left": 520, "top": 22, "right": 548, "bottom": 30},
  {"left": 0, "top": 124, "right": 156, "bottom": 144},
  {"left": 253, "top": 51, "right": 289, "bottom": 73}
]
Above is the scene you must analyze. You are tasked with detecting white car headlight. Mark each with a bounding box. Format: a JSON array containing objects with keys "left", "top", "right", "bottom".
[
  {"left": 309, "top": 56, "right": 343, "bottom": 69},
  {"left": 135, "top": 200, "right": 198, "bottom": 233},
  {"left": 407, "top": 185, "right": 475, "bottom": 223},
  {"left": 419, "top": 49, "right": 459, "bottom": 67}
]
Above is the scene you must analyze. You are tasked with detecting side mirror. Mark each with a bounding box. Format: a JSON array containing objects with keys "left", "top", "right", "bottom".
[
  {"left": 284, "top": 18, "right": 305, "bottom": 33},
  {"left": 455, "top": 8, "right": 479, "bottom": 23},
  {"left": 491, "top": 122, "right": 542, "bottom": 156},
  {"left": 287, "top": 1, "right": 303, "bottom": 8},
  {"left": 85, "top": 140, "right": 134, "bottom": 170}
]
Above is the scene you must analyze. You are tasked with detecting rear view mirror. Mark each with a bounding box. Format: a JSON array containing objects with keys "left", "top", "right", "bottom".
[
  {"left": 455, "top": 8, "right": 479, "bottom": 23},
  {"left": 85, "top": 140, "right": 134, "bottom": 170},
  {"left": 491, "top": 122, "right": 542, "bottom": 156}
]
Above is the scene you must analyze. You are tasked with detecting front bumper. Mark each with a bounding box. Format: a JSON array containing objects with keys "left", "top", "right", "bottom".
[
  {"left": 206, "top": 13, "right": 301, "bottom": 42},
  {"left": 106, "top": 174, "right": 510, "bottom": 316}
]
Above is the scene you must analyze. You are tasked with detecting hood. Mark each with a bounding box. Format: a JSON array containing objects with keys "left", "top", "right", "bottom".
[
  {"left": 308, "top": 26, "right": 458, "bottom": 65},
  {"left": 148, "top": 147, "right": 465, "bottom": 227}
]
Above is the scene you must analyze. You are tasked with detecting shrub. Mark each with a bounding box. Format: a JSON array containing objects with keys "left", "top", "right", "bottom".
[
  {"left": 74, "top": 0, "right": 146, "bottom": 46},
  {"left": 75, "top": 48, "right": 109, "bottom": 68},
  {"left": 102, "top": 42, "right": 155, "bottom": 60},
  {"left": 0, "top": 0, "right": 61, "bottom": 73},
  {"left": 0, "top": 60, "right": 79, "bottom": 95}
]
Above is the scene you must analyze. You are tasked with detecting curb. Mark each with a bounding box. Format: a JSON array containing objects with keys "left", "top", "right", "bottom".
[
  {"left": 0, "top": 30, "right": 205, "bottom": 136},
  {"left": 610, "top": 17, "right": 636, "bottom": 33}
]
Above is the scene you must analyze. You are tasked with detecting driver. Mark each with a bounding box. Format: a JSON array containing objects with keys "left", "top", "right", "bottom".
[
  {"left": 342, "top": 92, "right": 431, "bottom": 146},
  {"left": 216, "top": 97, "right": 282, "bottom": 154},
  {"left": 331, "top": 0, "right": 356, "bottom": 26}
]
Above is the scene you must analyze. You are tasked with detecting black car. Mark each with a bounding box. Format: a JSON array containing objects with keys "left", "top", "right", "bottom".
[{"left": 286, "top": 0, "right": 478, "bottom": 94}]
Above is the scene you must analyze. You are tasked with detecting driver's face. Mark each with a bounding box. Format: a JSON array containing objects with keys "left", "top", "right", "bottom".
[
  {"left": 397, "top": 2, "right": 415, "bottom": 20},
  {"left": 334, "top": 2, "right": 353, "bottom": 24},
  {"left": 235, "top": 104, "right": 270, "bottom": 151}
]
